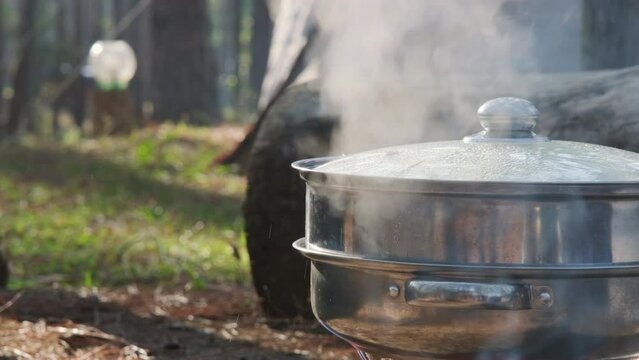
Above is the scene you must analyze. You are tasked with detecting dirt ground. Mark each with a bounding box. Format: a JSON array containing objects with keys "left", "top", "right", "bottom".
[{"left": 0, "top": 285, "right": 358, "bottom": 359}]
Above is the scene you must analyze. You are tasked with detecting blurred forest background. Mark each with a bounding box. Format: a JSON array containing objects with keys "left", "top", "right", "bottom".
[
  {"left": 0, "top": 0, "right": 269, "bottom": 133},
  {"left": 1, "top": 0, "right": 639, "bottom": 358},
  {"left": 0, "top": 0, "right": 274, "bottom": 289},
  {"left": 0, "top": 3, "right": 358, "bottom": 357}
]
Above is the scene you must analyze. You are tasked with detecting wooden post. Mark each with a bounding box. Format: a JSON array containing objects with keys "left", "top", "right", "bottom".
[{"left": 91, "top": 88, "right": 136, "bottom": 136}]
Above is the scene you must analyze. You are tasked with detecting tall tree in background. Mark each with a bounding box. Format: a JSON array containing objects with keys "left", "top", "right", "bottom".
[
  {"left": 47, "top": 0, "right": 94, "bottom": 129},
  {"left": 111, "top": 0, "right": 153, "bottom": 121},
  {"left": 114, "top": 0, "right": 138, "bottom": 105},
  {"left": 0, "top": 0, "right": 5, "bottom": 119},
  {"left": 4, "top": 0, "right": 37, "bottom": 137},
  {"left": 582, "top": 0, "right": 639, "bottom": 69},
  {"left": 52, "top": 0, "right": 90, "bottom": 128},
  {"left": 217, "top": 0, "right": 241, "bottom": 111},
  {"left": 249, "top": 0, "right": 273, "bottom": 108},
  {"left": 151, "top": 0, "right": 220, "bottom": 124}
]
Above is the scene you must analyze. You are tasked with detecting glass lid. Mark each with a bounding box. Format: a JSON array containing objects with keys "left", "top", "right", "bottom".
[{"left": 316, "top": 97, "right": 639, "bottom": 183}]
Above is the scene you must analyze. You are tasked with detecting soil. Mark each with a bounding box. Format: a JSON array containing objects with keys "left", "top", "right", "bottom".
[{"left": 0, "top": 285, "right": 357, "bottom": 359}]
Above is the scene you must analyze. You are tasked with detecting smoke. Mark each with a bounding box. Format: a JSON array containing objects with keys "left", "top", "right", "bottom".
[
  {"left": 315, "top": 0, "right": 540, "bottom": 154},
  {"left": 305, "top": 3, "right": 635, "bottom": 359},
  {"left": 310, "top": 0, "right": 542, "bottom": 264}
]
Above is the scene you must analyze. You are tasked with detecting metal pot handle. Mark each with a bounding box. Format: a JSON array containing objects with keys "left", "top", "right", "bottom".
[{"left": 404, "top": 280, "right": 553, "bottom": 310}]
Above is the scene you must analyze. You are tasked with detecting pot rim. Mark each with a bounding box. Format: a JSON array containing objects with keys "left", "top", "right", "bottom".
[
  {"left": 293, "top": 157, "right": 639, "bottom": 196},
  {"left": 293, "top": 238, "right": 639, "bottom": 278}
]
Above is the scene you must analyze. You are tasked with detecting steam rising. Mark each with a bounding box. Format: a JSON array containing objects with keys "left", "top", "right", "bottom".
[
  {"left": 305, "top": 3, "right": 635, "bottom": 359},
  {"left": 316, "top": 0, "right": 539, "bottom": 154}
]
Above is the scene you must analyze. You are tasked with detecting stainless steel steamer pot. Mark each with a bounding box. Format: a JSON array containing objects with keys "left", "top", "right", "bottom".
[{"left": 292, "top": 98, "right": 639, "bottom": 359}]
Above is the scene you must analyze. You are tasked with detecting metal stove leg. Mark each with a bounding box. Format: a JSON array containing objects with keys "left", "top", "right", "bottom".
[{"left": 356, "top": 349, "right": 370, "bottom": 360}]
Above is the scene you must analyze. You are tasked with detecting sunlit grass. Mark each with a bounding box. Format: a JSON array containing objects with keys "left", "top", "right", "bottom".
[{"left": 0, "top": 123, "right": 249, "bottom": 289}]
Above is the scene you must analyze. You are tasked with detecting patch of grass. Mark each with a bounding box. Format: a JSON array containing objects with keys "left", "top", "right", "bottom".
[{"left": 0, "top": 124, "right": 249, "bottom": 288}]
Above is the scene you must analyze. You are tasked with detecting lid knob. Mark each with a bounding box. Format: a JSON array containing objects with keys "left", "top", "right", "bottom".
[{"left": 464, "top": 97, "right": 548, "bottom": 143}]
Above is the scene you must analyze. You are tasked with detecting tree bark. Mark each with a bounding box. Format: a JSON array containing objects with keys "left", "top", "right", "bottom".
[
  {"left": 151, "top": 0, "right": 220, "bottom": 124},
  {"left": 113, "top": 0, "right": 153, "bottom": 123},
  {"left": 215, "top": 0, "right": 242, "bottom": 114},
  {"left": 65, "top": 0, "right": 88, "bottom": 128},
  {"left": 582, "top": 0, "right": 639, "bottom": 70},
  {"left": 232, "top": 0, "right": 241, "bottom": 109},
  {"left": 137, "top": 2, "right": 153, "bottom": 124},
  {"left": 0, "top": 0, "right": 3, "bottom": 71},
  {"left": 0, "top": 252, "right": 7, "bottom": 288},
  {"left": 52, "top": 0, "right": 68, "bottom": 135},
  {"left": 0, "top": 0, "right": 6, "bottom": 286},
  {"left": 249, "top": 0, "right": 273, "bottom": 108},
  {"left": 0, "top": 0, "right": 5, "bottom": 121},
  {"left": 244, "top": 79, "right": 334, "bottom": 318},
  {"left": 4, "top": 0, "right": 37, "bottom": 137},
  {"left": 112, "top": 0, "right": 142, "bottom": 120}
]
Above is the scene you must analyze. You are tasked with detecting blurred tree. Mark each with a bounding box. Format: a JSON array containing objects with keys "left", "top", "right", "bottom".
[
  {"left": 48, "top": 0, "right": 88, "bottom": 129},
  {"left": 84, "top": 0, "right": 103, "bottom": 47},
  {"left": 0, "top": 0, "right": 6, "bottom": 287},
  {"left": 249, "top": 0, "right": 273, "bottom": 108},
  {"left": 0, "top": 0, "right": 4, "bottom": 119},
  {"left": 0, "top": 251, "right": 6, "bottom": 288},
  {"left": 108, "top": 0, "right": 154, "bottom": 124},
  {"left": 217, "top": 0, "right": 241, "bottom": 111},
  {"left": 152, "top": 0, "right": 220, "bottom": 124},
  {"left": 582, "top": 0, "right": 639, "bottom": 69},
  {"left": 4, "top": 0, "right": 38, "bottom": 137}
]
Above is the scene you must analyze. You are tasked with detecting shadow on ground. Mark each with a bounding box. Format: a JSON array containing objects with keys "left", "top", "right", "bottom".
[
  {"left": 0, "top": 287, "right": 354, "bottom": 359},
  {"left": 0, "top": 144, "right": 241, "bottom": 228}
]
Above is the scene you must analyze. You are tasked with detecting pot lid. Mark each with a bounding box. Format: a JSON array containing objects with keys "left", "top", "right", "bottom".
[{"left": 315, "top": 97, "right": 639, "bottom": 183}]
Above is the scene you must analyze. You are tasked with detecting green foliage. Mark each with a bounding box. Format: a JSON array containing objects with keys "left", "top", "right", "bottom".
[{"left": 0, "top": 124, "right": 249, "bottom": 289}]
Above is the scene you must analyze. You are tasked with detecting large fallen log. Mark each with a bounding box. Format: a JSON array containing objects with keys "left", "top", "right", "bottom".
[
  {"left": 243, "top": 65, "right": 639, "bottom": 318},
  {"left": 528, "top": 66, "right": 639, "bottom": 151},
  {"left": 445, "top": 66, "right": 639, "bottom": 150}
]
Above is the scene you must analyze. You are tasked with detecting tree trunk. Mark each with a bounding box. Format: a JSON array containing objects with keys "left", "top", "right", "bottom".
[
  {"left": 4, "top": 0, "right": 37, "bottom": 137},
  {"left": 89, "top": 0, "right": 102, "bottom": 43},
  {"left": 114, "top": 0, "right": 153, "bottom": 123},
  {"left": 582, "top": 0, "right": 639, "bottom": 70},
  {"left": 111, "top": 0, "right": 144, "bottom": 122},
  {"left": 249, "top": 0, "right": 273, "bottom": 109},
  {"left": 114, "top": 0, "right": 128, "bottom": 23},
  {"left": 52, "top": 0, "right": 68, "bottom": 135},
  {"left": 215, "top": 0, "right": 241, "bottom": 115},
  {"left": 0, "top": 250, "right": 7, "bottom": 288},
  {"left": 56, "top": 0, "right": 88, "bottom": 129},
  {"left": 0, "top": 0, "right": 5, "bottom": 121},
  {"left": 137, "top": 2, "right": 153, "bottom": 124},
  {"left": 232, "top": 0, "right": 241, "bottom": 110},
  {"left": 151, "top": 0, "right": 220, "bottom": 124},
  {"left": 244, "top": 79, "right": 334, "bottom": 318},
  {"left": 0, "top": 0, "right": 7, "bottom": 286}
]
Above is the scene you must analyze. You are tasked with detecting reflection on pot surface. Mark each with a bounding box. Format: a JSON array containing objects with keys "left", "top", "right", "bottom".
[
  {"left": 306, "top": 187, "right": 639, "bottom": 266},
  {"left": 305, "top": 259, "right": 639, "bottom": 359},
  {"left": 293, "top": 98, "right": 639, "bottom": 359}
]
